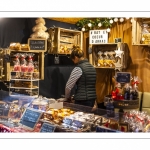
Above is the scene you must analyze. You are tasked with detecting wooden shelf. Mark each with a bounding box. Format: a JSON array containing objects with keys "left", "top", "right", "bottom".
[
  {"left": 132, "top": 44, "right": 150, "bottom": 46},
  {"left": 94, "top": 66, "right": 115, "bottom": 69},
  {"left": 91, "top": 43, "right": 117, "bottom": 46},
  {"left": 10, "top": 79, "right": 39, "bottom": 81},
  {"left": 9, "top": 87, "right": 38, "bottom": 89}
]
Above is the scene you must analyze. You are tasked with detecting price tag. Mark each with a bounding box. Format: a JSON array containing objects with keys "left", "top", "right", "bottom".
[
  {"left": 19, "top": 108, "right": 42, "bottom": 130},
  {"left": 40, "top": 123, "right": 56, "bottom": 132},
  {"left": 72, "top": 120, "right": 83, "bottom": 128},
  {"left": 63, "top": 118, "right": 73, "bottom": 126}
]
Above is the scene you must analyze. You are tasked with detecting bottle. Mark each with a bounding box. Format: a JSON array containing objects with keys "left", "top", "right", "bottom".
[{"left": 106, "top": 98, "right": 115, "bottom": 117}]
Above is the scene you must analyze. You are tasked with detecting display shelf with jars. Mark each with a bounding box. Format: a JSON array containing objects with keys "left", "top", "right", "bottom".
[
  {"left": 132, "top": 18, "right": 150, "bottom": 46},
  {"left": 9, "top": 71, "right": 39, "bottom": 97},
  {"left": 7, "top": 50, "right": 44, "bottom": 81},
  {"left": 47, "top": 27, "right": 83, "bottom": 54}
]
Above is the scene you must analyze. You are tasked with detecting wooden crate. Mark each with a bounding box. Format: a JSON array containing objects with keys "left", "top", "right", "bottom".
[
  {"left": 47, "top": 27, "right": 83, "bottom": 54},
  {"left": 132, "top": 18, "right": 150, "bottom": 45},
  {"left": 90, "top": 44, "right": 118, "bottom": 68}
]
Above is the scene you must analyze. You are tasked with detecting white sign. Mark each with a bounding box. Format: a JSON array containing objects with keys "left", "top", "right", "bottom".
[{"left": 89, "top": 30, "right": 108, "bottom": 44}]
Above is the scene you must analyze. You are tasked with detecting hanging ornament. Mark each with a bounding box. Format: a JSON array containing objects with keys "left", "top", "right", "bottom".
[
  {"left": 88, "top": 23, "right": 92, "bottom": 27},
  {"left": 98, "top": 22, "right": 102, "bottom": 27},
  {"left": 106, "top": 28, "right": 111, "bottom": 32},
  {"left": 109, "top": 19, "right": 113, "bottom": 24},
  {"left": 114, "top": 18, "right": 118, "bottom": 22},
  {"left": 82, "top": 27, "right": 85, "bottom": 31},
  {"left": 120, "top": 18, "right": 124, "bottom": 22}
]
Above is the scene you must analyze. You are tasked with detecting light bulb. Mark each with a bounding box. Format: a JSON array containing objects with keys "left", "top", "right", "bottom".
[
  {"left": 120, "top": 18, "right": 124, "bottom": 22},
  {"left": 114, "top": 18, "right": 118, "bottom": 22},
  {"left": 88, "top": 23, "right": 92, "bottom": 27},
  {"left": 106, "top": 28, "right": 111, "bottom": 32},
  {"left": 109, "top": 19, "right": 113, "bottom": 24},
  {"left": 82, "top": 27, "right": 85, "bottom": 31},
  {"left": 126, "top": 17, "right": 130, "bottom": 20},
  {"left": 98, "top": 22, "right": 102, "bottom": 27}
]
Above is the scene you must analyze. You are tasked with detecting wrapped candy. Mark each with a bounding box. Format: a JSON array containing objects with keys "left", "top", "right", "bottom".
[
  {"left": 108, "top": 51, "right": 116, "bottom": 67},
  {"left": 132, "top": 76, "right": 142, "bottom": 91},
  {"left": 97, "top": 51, "right": 103, "bottom": 67},
  {"left": 13, "top": 53, "right": 21, "bottom": 72},
  {"left": 131, "top": 76, "right": 142, "bottom": 100},
  {"left": 27, "top": 53, "right": 35, "bottom": 73},
  {"left": 20, "top": 53, "right": 28, "bottom": 72}
]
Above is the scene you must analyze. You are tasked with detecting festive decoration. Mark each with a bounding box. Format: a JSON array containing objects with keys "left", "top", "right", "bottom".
[
  {"left": 106, "top": 28, "right": 111, "bottom": 32},
  {"left": 114, "top": 47, "right": 124, "bottom": 58},
  {"left": 114, "top": 60, "right": 122, "bottom": 71},
  {"left": 114, "top": 18, "right": 118, "bottom": 22},
  {"left": 30, "top": 18, "right": 49, "bottom": 39},
  {"left": 76, "top": 17, "right": 131, "bottom": 32}
]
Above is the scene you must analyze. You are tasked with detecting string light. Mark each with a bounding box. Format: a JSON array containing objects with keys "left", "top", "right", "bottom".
[
  {"left": 82, "top": 27, "right": 85, "bottom": 31},
  {"left": 88, "top": 23, "right": 92, "bottom": 27},
  {"left": 107, "top": 28, "right": 111, "bottom": 32},
  {"left": 114, "top": 18, "right": 118, "bottom": 22}
]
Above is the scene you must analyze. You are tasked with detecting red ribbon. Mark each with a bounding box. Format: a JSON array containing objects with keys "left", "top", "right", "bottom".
[{"left": 132, "top": 81, "right": 139, "bottom": 85}]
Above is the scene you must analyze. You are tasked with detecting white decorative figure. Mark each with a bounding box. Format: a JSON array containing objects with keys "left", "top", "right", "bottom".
[{"left": 114, "top": 47, "right": 124, "bottom": 58}]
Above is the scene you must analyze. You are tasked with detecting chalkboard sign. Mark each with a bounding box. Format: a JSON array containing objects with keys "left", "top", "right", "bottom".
[
  {"left": 96, "top": 126, "right": 121, "bottom": 132},
  {"left": 40, "top": 123, "right": 56, "bottom": 132},
  {"left": 28, "top": 38, "right": 47, "bottom": 51},
  {"left": 116, "top": 72, "right": 131, "bottom": 83},
  {"left": 19, "top": 108, "right": 42, "bottom": 130}
]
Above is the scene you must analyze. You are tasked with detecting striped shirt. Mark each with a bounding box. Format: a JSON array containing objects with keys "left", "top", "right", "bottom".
[{"left": 65, "top": 67, "right": 82, "bottom": 99}]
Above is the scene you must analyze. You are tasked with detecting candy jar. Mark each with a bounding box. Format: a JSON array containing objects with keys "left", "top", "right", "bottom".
[
  {"left": 27, "top": 53, "right": 35, "bottom": 73},
  {"left": 20, "top": 53, "right": 28, "bottom": 72},
  {"left": 13, "top": 53, "right": 21, "bottom": 72}
]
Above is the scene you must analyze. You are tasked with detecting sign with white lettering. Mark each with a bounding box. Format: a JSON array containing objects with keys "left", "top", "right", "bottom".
[
  {"left": 28, "top": 38, "right": 47, "bottom": 51},
  {"left": 40, "top": 123, "right": 56, "bottom": 132},
  {"left": 19, "top": 108, "right": 42, "bottom": 130},
  {"left": 89, "top": 30, "right": 108, "bottom": 44}
]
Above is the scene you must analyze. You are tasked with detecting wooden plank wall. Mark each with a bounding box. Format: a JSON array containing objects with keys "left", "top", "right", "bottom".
[{"left": 83, "top": 19, "right": 148, "bottom": 104}]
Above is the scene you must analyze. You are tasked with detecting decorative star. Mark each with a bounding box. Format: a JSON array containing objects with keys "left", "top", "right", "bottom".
[
  {"left": 114, "top": 59, "right": 122, "bottom": 71},
  {"left": 114, "top": 47, "right": 124, "bottom": 58}
]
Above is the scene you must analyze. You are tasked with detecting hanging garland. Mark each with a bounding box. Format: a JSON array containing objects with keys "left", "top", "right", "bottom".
[{"left": 76, "top": 17, "right": 131, "bottom": 32}]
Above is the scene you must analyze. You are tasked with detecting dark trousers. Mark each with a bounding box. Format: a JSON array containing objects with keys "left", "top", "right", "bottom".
[{"left": 75, "top": 99, "right": 95, "bottom": 107}]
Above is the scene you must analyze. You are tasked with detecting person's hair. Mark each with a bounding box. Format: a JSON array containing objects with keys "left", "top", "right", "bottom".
[{"left": 70, "top": 45, "right": 84, "bottom": 60}]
